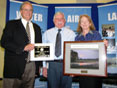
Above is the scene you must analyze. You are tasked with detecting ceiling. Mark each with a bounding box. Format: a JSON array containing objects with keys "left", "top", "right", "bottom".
[{"left": 29, "top": 0, "right": 116, "bottom": 4}]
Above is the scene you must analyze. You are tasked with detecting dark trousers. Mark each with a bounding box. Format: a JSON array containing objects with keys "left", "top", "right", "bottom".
[
  {"left": 47, "top": 62, "right": 72, "bottom": 88},
  {"left": 79, "top": 76, "right": 102, "bottom": 88},
  {"left": 3, "top": 62, "right": 35, "bottom": 88}
]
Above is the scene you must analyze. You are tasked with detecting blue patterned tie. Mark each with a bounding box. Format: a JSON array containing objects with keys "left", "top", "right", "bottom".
[{"left": 55, "top": 29, "right": 61, "bottom": 57}]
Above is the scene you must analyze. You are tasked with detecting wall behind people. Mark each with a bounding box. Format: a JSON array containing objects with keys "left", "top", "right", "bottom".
[
  {"left": 30, "top": 0, "right": 115, "bottom": 4},
  {"left": 30, "top": 0, "right": 76, "bottom": 4},
  {"left": 0, "top": 0, "right": 7, "bottom": 78}
]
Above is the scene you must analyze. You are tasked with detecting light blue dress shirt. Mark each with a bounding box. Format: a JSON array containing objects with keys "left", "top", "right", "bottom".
[{"left": 42, "top": 27, "right": 76, "bottom": 67}]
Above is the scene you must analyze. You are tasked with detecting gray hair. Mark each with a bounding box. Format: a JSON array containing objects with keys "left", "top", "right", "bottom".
[{"left": 53, "top": 12, "right": 66, "bottom": 21}]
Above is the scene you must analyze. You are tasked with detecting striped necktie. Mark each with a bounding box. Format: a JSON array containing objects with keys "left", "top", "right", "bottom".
[
  {"left": 26, "top": 22, "right": 31, "bottom": 43},
  {"left": 26, "top": 22, "right": 31, "bottom": 62}
]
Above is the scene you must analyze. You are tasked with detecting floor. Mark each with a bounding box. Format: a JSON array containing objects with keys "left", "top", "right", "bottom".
[
  {"left": 34, "top": 78, "right": 117, "bottom": 88},
  {"left": 0, "top": 78, "right": 117, "bottom": 88}
]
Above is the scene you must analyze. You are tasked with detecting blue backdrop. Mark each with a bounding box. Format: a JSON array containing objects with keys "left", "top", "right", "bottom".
[
  {"left": 55, "top": 6, "right": 91, "bottom": 32},
  {"left": 9, "top": 0, "right": 48, "bottom": 34},
  {"left": 98, "top": 3, "right": 117, "bottom": 74}
]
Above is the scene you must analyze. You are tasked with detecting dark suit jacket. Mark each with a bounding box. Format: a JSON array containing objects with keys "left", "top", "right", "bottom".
[{"left": 1, "top": 19, "right": 42, "bottom": 78}]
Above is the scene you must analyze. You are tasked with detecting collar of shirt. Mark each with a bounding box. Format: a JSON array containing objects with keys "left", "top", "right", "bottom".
[
  {"left": 79, "top": 30, "right": 93, "bottom": 37},
  {"left": 21, "top": 18, "right": 31, "bottom": 29},
  {"left": 21, "top": 18, "right": 35, "bottom": 43},
  {"left": 55, "top": 27, "right": 64, "bottom": 33}
]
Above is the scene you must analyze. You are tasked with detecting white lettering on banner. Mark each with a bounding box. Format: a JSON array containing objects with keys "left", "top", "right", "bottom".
[
  {"left": 32, "top": 13, "right": 43, "bottom": 22},
  {"left": 15, "top": 11, "right": 43, "bottom": 22},
  {"left": 108, "top": 12, "right": 117, "bottom": 21},
  {"left": 16, "top": 11, "right": 21, "bottom": 19},
  {"left": 67, "top": 15, "right": 79, "bottom": 23}
]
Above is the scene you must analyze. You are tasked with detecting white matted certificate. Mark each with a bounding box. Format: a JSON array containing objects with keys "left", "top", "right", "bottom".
[
  {"left": 63, "top": 41, "right": 107, "bottom": 77},
  {"left": 30, "top": 43, "right": 54, "bottom": 61}
]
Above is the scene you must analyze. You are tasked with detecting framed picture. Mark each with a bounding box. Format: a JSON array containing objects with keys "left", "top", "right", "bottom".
[
  {"left": 63, "top": 41, "right": 107, "bottom": 77},
  {"left": 30, "top": 43, "right": 54, "bottom": 61}
]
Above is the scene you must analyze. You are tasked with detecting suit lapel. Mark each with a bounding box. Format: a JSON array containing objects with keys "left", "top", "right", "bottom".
[{"left": 17, "top": 19, "right": 29, "bottom": 42}]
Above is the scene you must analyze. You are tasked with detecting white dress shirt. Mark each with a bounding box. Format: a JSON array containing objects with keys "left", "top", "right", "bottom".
[
  {"left": 42, "top": 26, "right": 76, "bottom": 67},
  {"left": 21, "top": 18, "right": 35, "bottom": 44}
]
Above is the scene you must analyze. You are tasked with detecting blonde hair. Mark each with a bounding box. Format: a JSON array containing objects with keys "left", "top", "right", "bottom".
[{"left": 77, "top": 14, "right": 95, "bottom": 33}]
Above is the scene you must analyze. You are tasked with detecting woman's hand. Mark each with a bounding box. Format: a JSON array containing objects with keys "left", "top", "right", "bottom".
[{"left": 104, "top": 39, "right": 108, "bottom": 47}]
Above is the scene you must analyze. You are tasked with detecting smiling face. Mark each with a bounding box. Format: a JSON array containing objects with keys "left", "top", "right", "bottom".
[
  {"left": 53, "top": 12, "right": 66, "bottom": 29},
  {"left": 80, "top": 16, "right": 91, "bottom": 31},
  {"left": 77, "top": 15, "right": 95, "bottom": 33},
  {"left": 20, "top": 2, "right": 33, "bottom": 21}
]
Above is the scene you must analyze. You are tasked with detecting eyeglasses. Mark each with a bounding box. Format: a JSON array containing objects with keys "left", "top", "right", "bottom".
[
  {"left": 55, "top": 18, "right": 65, "bottom": 20},
  {"left": 22, "top": 9, "right": 33, "bottom": 12}
]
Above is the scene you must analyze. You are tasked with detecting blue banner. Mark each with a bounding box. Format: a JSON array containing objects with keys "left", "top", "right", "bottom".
[
  {"left": 98, "top": 3, "right": 117, "bottom": 74},
  {"left": 9, "top": 0, "right": 48, "bottom": 34},
  {"left": 55, "top": 7, "right": 91, "bottom": 33}
]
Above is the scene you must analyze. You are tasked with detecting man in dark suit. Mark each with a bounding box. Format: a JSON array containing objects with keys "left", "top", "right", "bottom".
[{"left": 1, "top": 1, "right": 42, "bottom": 88}]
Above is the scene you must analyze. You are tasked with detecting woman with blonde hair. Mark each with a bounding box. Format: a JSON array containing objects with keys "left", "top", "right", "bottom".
[
  {"left": 76, "top": 14, "right": 101, "bottom": 40},
  {"left": 75, "top": 14, "right": 103, "bottom": 88}
]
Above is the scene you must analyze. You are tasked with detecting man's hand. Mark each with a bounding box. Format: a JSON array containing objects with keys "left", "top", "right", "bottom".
[
  {"left": 42, "top": 67, "right": 47, "bottom": 78},
  {"left": 24, "top": 44, "right": 34, "bottom": 51}
]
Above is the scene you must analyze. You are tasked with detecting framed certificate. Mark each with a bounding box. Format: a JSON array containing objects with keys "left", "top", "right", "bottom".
[
  {"left": 30, "top": 43, "right": 54, "bottom": 61},
  {"left": 63, "top": 41, "right": 107, "bottom": 77}
]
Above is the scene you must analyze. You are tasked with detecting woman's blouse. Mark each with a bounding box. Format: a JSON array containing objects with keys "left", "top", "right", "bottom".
[{"left": 75, "top": 30, "right": 102, "bottom": 41}]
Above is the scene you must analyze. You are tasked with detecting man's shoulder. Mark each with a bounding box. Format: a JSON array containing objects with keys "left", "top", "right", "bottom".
[
  {"left": 32, "top": 22, "right": 39, "bottom": 26},
  {"left": 45, "top": 27, "right": 55, "bottom": 32},
  {"left": 8, "top": 19, "right": 20, "bottom": 22},
  {"left": 5, "top": 19, "right": 21, "bottom": 27},
  {"left": 6, "top": 19, "right": 21, "bottom": 24},
  {"left": 32, "top": 22, "right": 41, "bottom": 29},
  {"left": 64, "top": 27, "right": 75, "bottom": 33}
]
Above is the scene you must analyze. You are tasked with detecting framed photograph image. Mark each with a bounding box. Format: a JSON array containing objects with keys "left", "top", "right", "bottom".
[
  {"left": 30, "top": 43, "right": 54, "bottom": 61},
  {"left": 63, "top": 41, "right": 107, "bottom": 77}
]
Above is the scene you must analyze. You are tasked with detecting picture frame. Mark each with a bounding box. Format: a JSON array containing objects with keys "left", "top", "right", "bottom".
[
  {"left": 30, "top": 43, "right": 54, "bottom": 61},
  {"left": 63, "top": 41, "right": 107, "bottom": 77}
]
